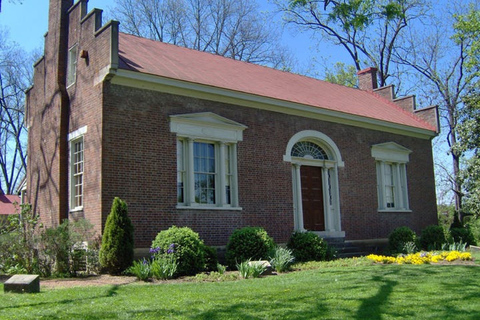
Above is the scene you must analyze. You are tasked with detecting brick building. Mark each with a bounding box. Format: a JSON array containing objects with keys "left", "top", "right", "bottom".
[{"left": 26, "top": 0, "right": 439, "bottom": 251}]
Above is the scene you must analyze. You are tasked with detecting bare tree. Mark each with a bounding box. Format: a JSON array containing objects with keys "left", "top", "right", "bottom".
[
  {"left": 0, "top": 29, "right": 32, "bottom": 194},
  {"left": 113, "top": 0, "right": 293, "bottom": 69},
  {"left": 0, "top": 0, "right": 23, "bottom": 13},
  {"left": 275, "top": 0, "right": 429, "bottom": 89},
  {"left": 394, "top": 1, "right": 480, "bottom": 223}
]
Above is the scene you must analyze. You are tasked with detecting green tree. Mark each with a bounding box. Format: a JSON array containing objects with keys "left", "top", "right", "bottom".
[
  {"left": 324, "top": 62, "right": 358, "bottom": 87},
  {"left": 394, "top": 2, "right": 479, "bottom": 224},
  {"left": 99, "top": 197, "right": 134, "bottom": 275},
  {"left": 452, "top": 6, "right": 480, "bottom": 221},
  {"left": 276, "top": 0, "right": 428, "bottom": 88}
]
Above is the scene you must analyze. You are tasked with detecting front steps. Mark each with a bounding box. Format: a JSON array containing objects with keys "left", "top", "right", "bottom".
[{"left": 325, "top": 237, "right": 388, "bottom": 258}]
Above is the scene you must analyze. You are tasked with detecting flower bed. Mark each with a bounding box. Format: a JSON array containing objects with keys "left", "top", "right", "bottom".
[{"left": 367, "top": 251, "right": 473, "bottom": 265}]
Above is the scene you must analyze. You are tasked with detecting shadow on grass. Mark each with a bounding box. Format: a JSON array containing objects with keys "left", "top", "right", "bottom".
[
  {"left": 354, "top": 275, "right": 398, "bottom": 320},
  {"left": 0, "top": 284, "right": 122, "bottom": 312}
]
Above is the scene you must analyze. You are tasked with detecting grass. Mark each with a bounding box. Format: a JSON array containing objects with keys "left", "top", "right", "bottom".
[{"left": 1, "top": 255, "right": 480, "bottom": 319}]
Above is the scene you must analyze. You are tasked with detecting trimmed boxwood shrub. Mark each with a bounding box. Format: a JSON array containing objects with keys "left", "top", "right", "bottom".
[
  {"left": 419, "top": 225, "right": 446, "bottom": 250},
  {"left": 151, "top": 226, "right": 206, "bottom": 277},
  {"left": 450, "top": 227, "right": 477, "bottom": 246},
  {"left": 225, "top": 227, "right": 275, "bottom": 268},
  {"left": 286, "top": 231, "right": 329, "bottom": 262},
  {"left": 388, "top": 226, "right": 416, "bottom": 254},
  {"left": 99, "top": 197, "right": 134, "bottom": 275},
  {"left": 203, "top": 245, "right": 219, "bottom": 272}
]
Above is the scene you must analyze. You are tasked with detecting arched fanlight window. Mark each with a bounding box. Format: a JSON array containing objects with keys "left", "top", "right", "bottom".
[{"left": 291, "top": 141, "right": 328, "bottom": 160}]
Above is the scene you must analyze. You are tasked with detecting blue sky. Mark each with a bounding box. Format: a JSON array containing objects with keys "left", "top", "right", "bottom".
[{"left": 0, "top": 0, "right": 334, "bottom": 74}]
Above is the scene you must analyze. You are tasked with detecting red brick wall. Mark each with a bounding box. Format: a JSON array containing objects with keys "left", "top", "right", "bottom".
[
  {"left": 26, "top": 0, "right": 115, "bottom": 238},
  {"left": 28, "top": 1, "right": 437, "bottom": 248},
  {"left": 101, "top": 84, "right": 438, "bottom": 247}
]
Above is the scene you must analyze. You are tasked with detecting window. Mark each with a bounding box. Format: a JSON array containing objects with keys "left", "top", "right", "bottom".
[
  {"left": 171, "top": 112, "right": 247, "bottom": 209},
  {"left": 177, "top": 139, "right": 236, "bottom": 207},
  {"left": 68, "top": 126, "right": 87, "bottom": 211},
  {"left": 372, "top": 142, "right": 411, "bottom": 211},
  {"left": 67, "top": 44, "right": 78, "bottom": 86},
  {"left": 71, "top": 137, "right": 84, "bottom": 210}
]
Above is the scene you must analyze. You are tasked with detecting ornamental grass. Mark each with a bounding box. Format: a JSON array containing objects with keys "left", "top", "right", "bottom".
[{"left": 367, "top": 250, "right": 472, "bottom": 265}]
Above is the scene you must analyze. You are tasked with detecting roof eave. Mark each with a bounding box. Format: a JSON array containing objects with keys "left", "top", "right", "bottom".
[{"left": 108, "top": 68, "right": 437, "bottom": 140}]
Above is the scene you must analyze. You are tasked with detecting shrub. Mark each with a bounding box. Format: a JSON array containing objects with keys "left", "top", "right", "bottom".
[
  {"left": 0, "top": 204, "right": 100, "bottom": 277},
  {"left": 225, "top": 227, "right": 275, "bottom": 268},
  {"left": 151, "top": 226, "right": 206, "bottom": 276},
  {"left": 450, "top": 227, "right": 477, "bottom": 246},
  {"left": 0, "top": 204, "right": 40, "bottom": 275},
  {"left": 127, "top": 258, "right": 151, "bottom": 281},
  {"left": 286, "top": 231, "right": 329, "bottom": 262},
  {"left": 419, "top": 225, "right": 446, "bottom": 250},
  {"left": 388, "top": 226, "right": 416, "bottom": 254},
  {"left": 99, "top": 197, "right": 135, "bottom": 275},
  {"left": 269, "top": 247, "right": 294, "bottom": 273},
  {"left": 203, "top": 245, "right": 219, "bottom": 272}
]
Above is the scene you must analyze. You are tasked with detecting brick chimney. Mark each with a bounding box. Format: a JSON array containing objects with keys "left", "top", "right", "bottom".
[
  {"left": 48, "top": 0, "right": 73, "bottom": 223},
  {"left": 357, "top": 67, "right": 378, "bottom": 91}
]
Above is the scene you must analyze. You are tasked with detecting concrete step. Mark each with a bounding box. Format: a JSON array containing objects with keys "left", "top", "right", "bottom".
[{"left": 325, "top": 238, "right": 387, "bottom": 258}]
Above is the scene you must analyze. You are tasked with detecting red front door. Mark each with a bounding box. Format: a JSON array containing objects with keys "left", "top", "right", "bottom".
[{"left": 301, "top": 166, "right": 325, "bottom": 231}]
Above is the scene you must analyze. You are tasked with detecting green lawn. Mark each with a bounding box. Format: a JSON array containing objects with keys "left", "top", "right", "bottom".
[{"left": 1, "top": 260, "right": 479, "bottom": 319}]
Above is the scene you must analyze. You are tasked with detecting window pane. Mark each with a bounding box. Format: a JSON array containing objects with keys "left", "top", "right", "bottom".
[
  {"left": 384, "top": 163, "right": 395, "bottom": 208},
  {"left": 225, "top": 145, "right": 231, "bottom": 204},
  {"left": 177, "top": 140, "right": 184, "bottom": 203},
  {"left": 193, "top": 142, "right": 216, "bottom": 204},
  {"left": 72, "top": 138, "right": 84, "bottom": 208}
]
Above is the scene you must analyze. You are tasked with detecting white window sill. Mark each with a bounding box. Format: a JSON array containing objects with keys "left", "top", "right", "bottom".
[
  {"left": 378, "top": 209, "right": 412, "bottom": 213},
  {"left": 70, "top": 207, "right": 84, "bottom": 213},
  {"left": 176, "top": 205, "right": 243, "bottom": 211}
]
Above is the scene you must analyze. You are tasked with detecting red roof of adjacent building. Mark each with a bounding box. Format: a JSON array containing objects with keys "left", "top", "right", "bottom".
[
  {"left": 0, "top": 194, "right": 20, "bottom": 215},
  {"left": 117, "top": 33, "right": 435, "bottom": 132}
]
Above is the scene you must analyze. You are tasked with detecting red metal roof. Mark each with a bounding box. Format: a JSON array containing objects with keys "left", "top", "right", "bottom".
[
  {"left": 117, "top": 33, "right": 435, "bottom": 132},
  {"left": 0, "top": 194, "right": 20, "bottom": 215}
]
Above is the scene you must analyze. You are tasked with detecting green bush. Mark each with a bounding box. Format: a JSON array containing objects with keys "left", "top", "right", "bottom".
[
  {"left": 99, "top": 197, "right": 135, "bottom": 275},
  {"left": 388, "top": 226, "right": 416, "bottom": 254},
  {"left": 286, "top": 231, "right": 329, "bottom": 262},
  {"left": 450, "top": 227, "right": 477, "bottom": 246},
  {"left": 203, "top": 245, "right": 219, "bottom": 272},
  {"left": 419, "top": 225, "right": 446, "bottom": 250},
  {"left": 225, "top": 227, "right": 275, "bottom": 268},
  {"left": 151, "top": 226, "right": 206, "bottom": 276},
  {"left": 0, "top": 204, "right": 100, "bottom": 277}
]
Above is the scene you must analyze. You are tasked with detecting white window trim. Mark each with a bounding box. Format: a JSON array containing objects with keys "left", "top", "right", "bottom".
[
  {"left": 171, "top": 113, "right": 246, "bottom": 210},
  {"left": 372, "top": 142, "right": 411, "bottom": 212},
  {"left": 68, "top": 126, "right": 87, "bottom": 212},
  {"left": 67, "top": 44, "right": 78, "bottom": 87}
]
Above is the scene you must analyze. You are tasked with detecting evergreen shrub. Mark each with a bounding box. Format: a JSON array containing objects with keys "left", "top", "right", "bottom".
[
  {"left": 99, "top": 197, "right": 134, "bottom": 275},
  {"left": 419, "top": 225, "right": 446, "bottom": 250},
  {"left": 151, "top": 226, "right": 206, "bottom": 276},
  {"left": 450, "top": 227, "right": 477, "bottom": 246},
  {"left": 286, "top": 231, "right": 329, "bottom": 262},
  {"left": 225, "top": 226, "right": 275, "bottom": 268},
  {"left": 388, "top": 226, "right": 416, "bottom": 254}
]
